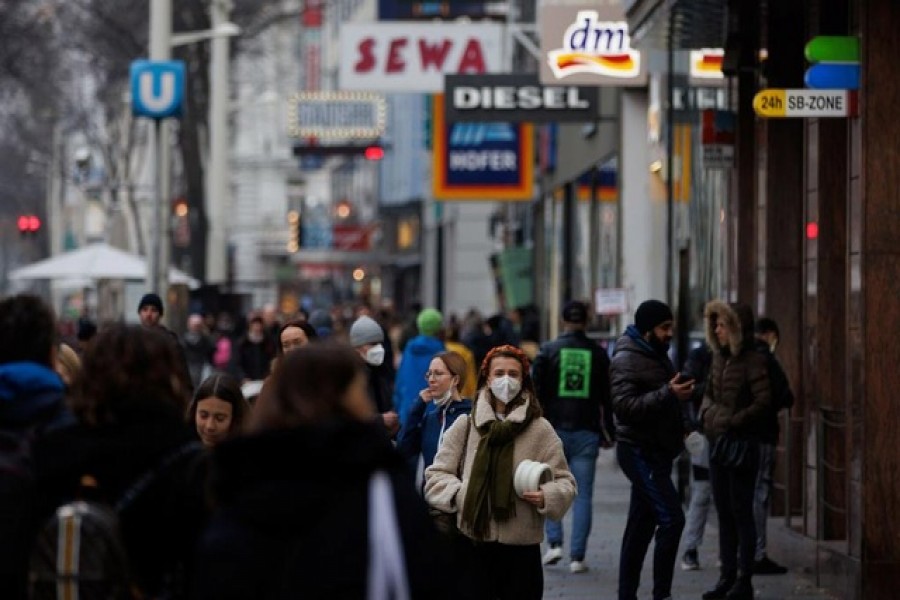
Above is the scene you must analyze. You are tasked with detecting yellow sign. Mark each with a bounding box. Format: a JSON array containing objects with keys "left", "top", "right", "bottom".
[
  {"left": 753, "top": 89, "right": 855, "bottom": 118},
  {"left": 753, "top": 89, "right": 787, "bottom": 116}
]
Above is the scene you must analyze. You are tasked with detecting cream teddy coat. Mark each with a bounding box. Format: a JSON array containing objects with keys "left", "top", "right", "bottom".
[{"left": 423, "top": 392, "right": 577, "bottom": 545}]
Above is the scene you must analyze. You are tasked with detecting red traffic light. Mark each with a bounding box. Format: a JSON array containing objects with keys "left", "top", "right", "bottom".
[
  {"left": 17, "top": 215, "right": 41, "bottom": 233},
  {"left": 364, "top": 145, "right": 385, "bottom": 161}
]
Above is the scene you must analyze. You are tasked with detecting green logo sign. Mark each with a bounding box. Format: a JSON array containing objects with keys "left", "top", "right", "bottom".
[{"left": 559, "top": 348, "right": 591, "bottom": 398}]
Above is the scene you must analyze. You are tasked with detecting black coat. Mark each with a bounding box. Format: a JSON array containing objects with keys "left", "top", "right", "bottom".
[
  {"left": 193, "top": 420, "right": 449, "bottom": 600},
  {"left": 532, "top": 329, "right": 614, "bottom": 439},
  {"left": 32, "top": 398, "right": 208, "bottom": 599},
  {"left": 0, "top": 363, "right": 75, "bottom": 600},
  {"left": 610, "top": 327, "right": 685, "bottom": 459}
]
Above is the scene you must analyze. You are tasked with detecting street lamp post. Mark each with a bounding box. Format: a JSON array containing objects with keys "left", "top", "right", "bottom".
[
  {"left": 147, "top": 0, "right": 172, "bottom": 297},
  {"left": 146, "top": 0, "right": 238, "bottom": 295},
  {"left": 206, "top": 0, "right": 232, "bottom": 284}
]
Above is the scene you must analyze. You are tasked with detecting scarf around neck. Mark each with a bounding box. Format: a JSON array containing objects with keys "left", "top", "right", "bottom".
[{"left": 462, "top": 393, "right": 539, "bottom": 540}]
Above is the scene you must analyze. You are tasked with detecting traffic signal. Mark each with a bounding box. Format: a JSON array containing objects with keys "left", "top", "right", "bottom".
[
  {"left": 17, "top": 215, "right": 41, "bottom": 235},
  {"left": 292, "top": 143, "right": 385, "bottom": 161}
]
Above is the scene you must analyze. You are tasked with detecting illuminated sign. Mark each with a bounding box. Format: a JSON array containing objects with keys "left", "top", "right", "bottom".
[
  {"left": 804, "top": 36, "right": 860, "bottom": 90},
  {"left": 539, "top": 4, "right": 646, "bottom": 87},
  {"left": 287, "top": 92, "right": 386, "bottom": 139}
]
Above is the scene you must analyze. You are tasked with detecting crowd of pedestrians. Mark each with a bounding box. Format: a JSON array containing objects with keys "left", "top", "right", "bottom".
[{"left": 0, "top": 291, "right": 794, "bottom": 599}]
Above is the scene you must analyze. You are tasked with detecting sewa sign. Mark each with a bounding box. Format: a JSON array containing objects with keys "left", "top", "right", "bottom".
[
  {"left": 444, "top": 74, "right": 599, "bottom": 122},
  {"left": 339, "top": 22, "right": 505, "bottom": 93}
]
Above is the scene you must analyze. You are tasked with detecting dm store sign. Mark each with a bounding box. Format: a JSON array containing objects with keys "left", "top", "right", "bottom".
[
  {"left": 432, "top": 95, "right": 534, "bottom": 201},
  {"left": 539, "top": 3, "right": 646, "bottom": 87}
]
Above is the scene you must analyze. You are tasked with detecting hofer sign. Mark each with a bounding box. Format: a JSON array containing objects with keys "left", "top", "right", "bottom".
[{"left": 339, "top": 22, "right": 505, "bottom": 93}]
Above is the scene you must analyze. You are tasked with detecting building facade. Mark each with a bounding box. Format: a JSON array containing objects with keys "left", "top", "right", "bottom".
[{"left": 626, "top": 0, "right": 900, "bottom": 597}]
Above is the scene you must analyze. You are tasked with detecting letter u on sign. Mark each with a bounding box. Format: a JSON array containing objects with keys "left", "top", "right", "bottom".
[{"left": 130, "top": 60, "right": 186, "bottom": 119}]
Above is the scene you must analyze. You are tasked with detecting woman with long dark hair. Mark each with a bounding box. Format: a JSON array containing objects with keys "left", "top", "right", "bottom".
[
  {"left": 34, "top": 324, "right": 206, "bottom": 599},
  {"left": 192, "top": 343, "right": 446, "bottom": 599},
  {"left": 187, "top": 373, "right": 251, "bottom": 447}
]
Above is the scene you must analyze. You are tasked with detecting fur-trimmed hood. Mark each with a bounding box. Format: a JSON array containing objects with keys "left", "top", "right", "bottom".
[{"left": 704, "top": 300, "right": 755, "bottom": 356}]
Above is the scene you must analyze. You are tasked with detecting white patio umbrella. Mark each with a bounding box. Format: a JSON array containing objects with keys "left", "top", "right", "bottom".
[{"left": 9, "top": 242, "right": 200, "bottom": 289}]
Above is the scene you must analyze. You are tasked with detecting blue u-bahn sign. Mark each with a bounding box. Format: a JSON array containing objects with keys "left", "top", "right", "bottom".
[{"left": 130, "top": 60, "right": 185, "bottom": 119}]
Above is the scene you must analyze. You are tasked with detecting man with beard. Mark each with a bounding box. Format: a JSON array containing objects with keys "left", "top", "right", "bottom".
[
  {"left": 233, "top": 316, "right": 275, "bottom": 384},
  {"left": 182, "top": 314, "right": 215, "bottom": 388},
  {"left": 610, "top": 299, "right": 693, "bottom": 600}
]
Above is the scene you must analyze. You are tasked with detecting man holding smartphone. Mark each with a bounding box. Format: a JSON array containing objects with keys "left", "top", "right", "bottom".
[{"left": 611, "top": 299, "right": 694, "bottom": 600}]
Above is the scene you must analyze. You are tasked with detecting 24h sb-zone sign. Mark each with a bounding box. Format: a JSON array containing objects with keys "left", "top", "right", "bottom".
[{"left": 339, "top": 22, "right": 505, "bottom": 93}]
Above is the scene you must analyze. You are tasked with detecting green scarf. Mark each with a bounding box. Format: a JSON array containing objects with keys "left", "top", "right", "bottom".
[{"left": 462, "top": 395, "right": 539, "bottom": 540}]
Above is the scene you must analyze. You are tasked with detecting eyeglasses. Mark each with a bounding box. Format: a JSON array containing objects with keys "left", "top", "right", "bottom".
[{"left": 424, "top": 370, "right": 451, "bottom": 380}]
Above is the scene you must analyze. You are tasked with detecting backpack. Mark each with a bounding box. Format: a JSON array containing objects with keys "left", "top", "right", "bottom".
[{"left": 28, "top": 441, "right": 201, "bottom": 600}]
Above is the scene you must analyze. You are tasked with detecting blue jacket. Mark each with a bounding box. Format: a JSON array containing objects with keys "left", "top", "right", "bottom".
[
  {"left": 0, "top": 362, "right": 74, "bottom": 597},
  {"left": 0, "top": 362, "right": 73, "bottom": 431},
  {"left": 396, "top": 398, "right": 472, "bottom": 469},
  {"left": 393, "top": 335, "right": 445, "bottom": 425}
]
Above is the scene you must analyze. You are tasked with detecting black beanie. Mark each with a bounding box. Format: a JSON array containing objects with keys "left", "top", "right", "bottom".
[
  {"left": 634, "top": 299, "right": 673, "bottom": 334},
  {"left": 138, "top": 293, "right": 164, "bottom": 316}
]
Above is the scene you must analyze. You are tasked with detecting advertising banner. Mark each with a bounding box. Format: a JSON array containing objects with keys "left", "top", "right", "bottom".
[
  {"left": 432, "top": 95, "right": 534, "bottom": 201},
  {"left": 339, "top": 22, "right": 505, "bottom": 92},
  {"left": 444, "top": 74, "right": 599, "bottom": 123},
  {"left": 539, "top": 2, "right": 647, "bottom": 87}
]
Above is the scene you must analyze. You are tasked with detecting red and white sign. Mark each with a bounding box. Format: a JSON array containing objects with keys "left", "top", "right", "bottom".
[
  {"left": 339, "top": 22, "right": 505, "bottom": 92},
  {"left": 332, "top": 225, "right": 372, "bottom": 251}
]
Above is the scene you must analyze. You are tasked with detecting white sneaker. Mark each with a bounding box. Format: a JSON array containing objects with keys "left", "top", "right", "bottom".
[
  {"left": 542, "top": 546, "right": 563, "bottom": 565},
  {"left": 569, "top": 560, "right": 588, "bottom": 574}
]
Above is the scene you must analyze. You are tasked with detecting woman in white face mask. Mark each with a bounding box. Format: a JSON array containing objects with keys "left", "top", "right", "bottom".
[
  {"left": 397, "top": 352, "right": 473, "bottom": 473},
  {"left": 424, "top": 345, "right": 576, "bottom": 600}
]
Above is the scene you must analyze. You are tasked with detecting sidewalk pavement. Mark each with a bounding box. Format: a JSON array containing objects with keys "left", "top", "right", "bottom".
[{"left": 542, "top": 450, "right": 836, "bottom": 599}]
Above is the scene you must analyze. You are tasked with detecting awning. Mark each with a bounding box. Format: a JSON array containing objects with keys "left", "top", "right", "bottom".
[{"left": 625, "top": 0, "right": 728, "bottom": 50}]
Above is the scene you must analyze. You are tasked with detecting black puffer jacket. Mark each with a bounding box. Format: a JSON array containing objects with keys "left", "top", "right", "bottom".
[
  {"left": 192, "top": 419, "right": 448, "bottom": 600},
  {"left": 610, "top": 326, "right": 685, "bottom": 459}
]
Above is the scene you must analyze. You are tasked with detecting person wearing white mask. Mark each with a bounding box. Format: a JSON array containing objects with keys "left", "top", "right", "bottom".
[
  {"left": 349, "top": 315, "right": 400, "bottom": 435},
  {"left": 397, "top": 351, "right": 473, "bottom": 473},
  {"left": 425, "top": 345, "right": 576, "bottom": 600}
]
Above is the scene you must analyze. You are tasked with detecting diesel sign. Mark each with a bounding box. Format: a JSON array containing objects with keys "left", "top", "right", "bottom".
[{"left": 445, "top": 74, "right": 599, "bottom": 123}]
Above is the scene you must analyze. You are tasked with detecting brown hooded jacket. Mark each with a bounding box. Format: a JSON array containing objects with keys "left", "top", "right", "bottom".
[{"left": 699, "top": 301, "right": 771, "bottom": 439}]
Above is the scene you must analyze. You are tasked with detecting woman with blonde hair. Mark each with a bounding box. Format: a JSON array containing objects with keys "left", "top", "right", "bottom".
[
  {"left": 425, "top": 344, "right": 576, "bottom": 600},
  {"left": 397, "top": 350, "right": 473, "bottom": 472}
]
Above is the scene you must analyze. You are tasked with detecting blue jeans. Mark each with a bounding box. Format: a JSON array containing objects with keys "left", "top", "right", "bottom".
[
  {"left": 545, "top": 429, "right": 600, "bottom": 560},
  {"left": 616, "top": 442, "right": 685, "bottom": 600}
]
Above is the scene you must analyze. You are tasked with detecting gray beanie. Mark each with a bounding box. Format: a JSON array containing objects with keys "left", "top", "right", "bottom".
[{"left": 350, "top": 315, "right": 383, "bottom": 347}]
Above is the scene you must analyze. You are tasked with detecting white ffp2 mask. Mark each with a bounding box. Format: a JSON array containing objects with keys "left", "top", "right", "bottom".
[
  {"left": 365, "top": 344, "right": 385, "bottom": 366},
  {"left": 490, "top": 376, "right": 521, "bottom": 404}
]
